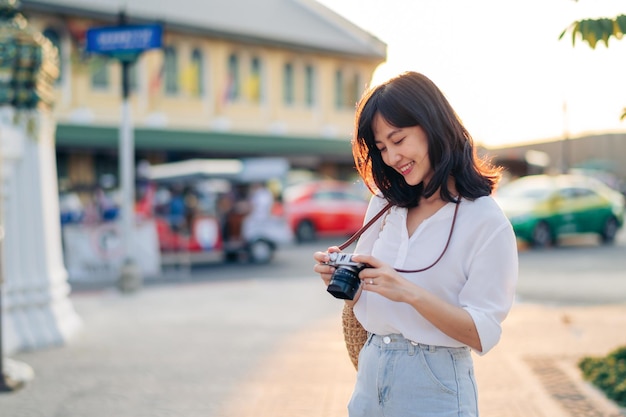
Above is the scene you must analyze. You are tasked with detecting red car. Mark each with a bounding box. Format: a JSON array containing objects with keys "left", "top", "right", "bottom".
[{"left": 283, "top": 180, "right": 370, "bottom": 242}]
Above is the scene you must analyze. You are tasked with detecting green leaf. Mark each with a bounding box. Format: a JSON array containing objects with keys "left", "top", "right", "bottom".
[
  {"left": 588, "top": 19, "right": 600, "bottom": 48},
  {"left": 571, "top": 21, "right": 580, "bottom": 46},
  {"left": 616, "top": 15, "right": 626, "bottom": 34},
  {"left": 612, "top": 20, "right": 623, "bottom": 39},
  {"left": 580, "top": 19, "right": 599, "bottom": 48},
  {"left": 600, "top": 18, "right": 613, "bottom": 46}
]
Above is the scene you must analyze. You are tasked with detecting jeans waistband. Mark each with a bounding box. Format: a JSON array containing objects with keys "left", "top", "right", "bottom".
[{"left": 368, "top": 333, "right": 468, "bottom": 353}]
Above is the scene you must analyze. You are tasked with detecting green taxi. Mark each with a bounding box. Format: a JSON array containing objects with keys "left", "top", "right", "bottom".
[{"left": 494, "top": 174, "right": 625, "bottom": 247}]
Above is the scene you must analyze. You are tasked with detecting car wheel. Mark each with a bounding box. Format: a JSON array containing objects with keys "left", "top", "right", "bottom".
[
  {"left": 531, "top": 221, "right": 553, "bottom": 248},
  {"left": 248, "top": 239, "right": 274, "bottom": 264},
  {"left": 296, "top": 220, "right": 316, "bottom": 243},
  {"left": 600, "top": 216, "right": 619, "bottom": 244}
]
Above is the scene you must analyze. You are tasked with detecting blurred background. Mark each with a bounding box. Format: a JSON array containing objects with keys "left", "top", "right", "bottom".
[
  {"left": 15, "top": 0, "right": 621, "bottom": 285},
  {"left": 1, "top": 1, "right": 625, "bottom": 414}
]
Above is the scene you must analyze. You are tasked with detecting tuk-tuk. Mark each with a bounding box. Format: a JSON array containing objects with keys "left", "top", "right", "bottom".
[{"left": 144, "top": 157, "right": 294, "bottom": 265}]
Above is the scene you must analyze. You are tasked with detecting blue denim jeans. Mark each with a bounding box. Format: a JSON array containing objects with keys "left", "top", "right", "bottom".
[{"left": 348, "top": 333, "right": 479, "bottom": 417}]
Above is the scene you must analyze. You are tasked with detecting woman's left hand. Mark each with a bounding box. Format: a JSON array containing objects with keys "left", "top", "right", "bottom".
[{"left": 351, "top": 254, "right": 417, "bottom": 303}]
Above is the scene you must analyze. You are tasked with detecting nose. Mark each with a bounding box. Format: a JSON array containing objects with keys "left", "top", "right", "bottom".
[{"left": 387, "top": 146, "right": 402, "bottom": 165}]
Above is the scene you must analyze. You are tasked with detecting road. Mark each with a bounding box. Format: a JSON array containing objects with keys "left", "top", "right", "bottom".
[
  {"left": 514, "top": 229, "right": 626, "bottom": 305},
  {"left": 158, "top": 226, "right": 626, "bottom": 306}
]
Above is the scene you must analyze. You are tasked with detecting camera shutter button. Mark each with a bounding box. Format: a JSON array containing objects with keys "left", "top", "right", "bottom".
[{"left": 383, "top": 336, "right": 391, "bottom": 344}]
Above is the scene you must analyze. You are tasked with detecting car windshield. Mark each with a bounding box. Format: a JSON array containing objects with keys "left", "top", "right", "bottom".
[{"left": 497, "top": 178, "right": 554, "bottom": 200}]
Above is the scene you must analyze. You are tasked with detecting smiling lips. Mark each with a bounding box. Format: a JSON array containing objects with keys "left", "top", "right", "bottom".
[{"left": 398, "top": 161, "right": 415, "bottom": 176}]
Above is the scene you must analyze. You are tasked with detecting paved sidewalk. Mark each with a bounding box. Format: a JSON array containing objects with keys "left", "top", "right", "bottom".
[
  {"left": 219, "top": 303, "right": 626, "bottom": 417},
  {"left": 2, "top": 279, "right": 626, "bottom": 417}
]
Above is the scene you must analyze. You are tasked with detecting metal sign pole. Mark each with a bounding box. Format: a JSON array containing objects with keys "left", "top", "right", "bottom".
[
  {"left": 121, "top": 60, "right": 132, "bottom": 248},
  {"left": 117, "top": 49, "right": 142, "bottom": 292},
  {"left": 85, "top": 11, "right": 162, "bottom": 292}
]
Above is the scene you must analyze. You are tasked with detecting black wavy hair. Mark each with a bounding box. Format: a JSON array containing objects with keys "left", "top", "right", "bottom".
[{"left": 352, "top": 71, "right": 501, "bottom": 208}]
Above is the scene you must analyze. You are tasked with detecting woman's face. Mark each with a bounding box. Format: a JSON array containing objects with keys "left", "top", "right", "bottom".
[{"left": 372, "top": 112, "right": 433, "bottom": 186}]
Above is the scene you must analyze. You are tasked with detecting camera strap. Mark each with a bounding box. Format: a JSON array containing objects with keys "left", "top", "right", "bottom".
[
  {"left": 337, "top": 200, "right": 460, "bottom": 273},
  {"left": 337, "top": 202, "right": 393, "bottom": 250}
]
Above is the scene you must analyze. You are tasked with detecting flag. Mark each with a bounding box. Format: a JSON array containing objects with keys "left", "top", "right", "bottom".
[
  {"left": 149, "top": 63, "right": 164, "bottom": 97},
  {"left": 244, "top": 73, "right": 260, "bottom": 103},
  {"left": 181, "top": 62, "right": 200, "bottom": 96},
  {"left": 221, "top": 73, "right": 235, "bottom": 106}
]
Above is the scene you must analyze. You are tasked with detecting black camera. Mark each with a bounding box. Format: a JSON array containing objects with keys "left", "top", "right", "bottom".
[{"left": 325, "top": 252, "right": 367, "bottom": 300}]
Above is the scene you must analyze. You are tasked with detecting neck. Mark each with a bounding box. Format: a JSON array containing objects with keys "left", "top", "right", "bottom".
[
  {"left": 422, "top": 193, "right": 443, "bottom": 204},
  {"left": 422, "top": 185, "right": 458, "bottom": 206}
]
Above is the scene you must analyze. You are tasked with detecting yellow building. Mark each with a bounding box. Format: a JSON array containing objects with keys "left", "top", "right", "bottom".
[{"left": 20, "top": 0, "right": 386, "bottom": 191}]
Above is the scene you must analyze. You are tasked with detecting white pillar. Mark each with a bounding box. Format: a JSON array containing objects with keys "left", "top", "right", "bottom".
[{"left": 0, "top": 106, "right": 82, "bottom": 354}]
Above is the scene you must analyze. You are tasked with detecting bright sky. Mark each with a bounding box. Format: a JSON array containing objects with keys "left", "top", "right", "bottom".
[{"left": 317, "top": 0, "right": 626, "bottom": 148}]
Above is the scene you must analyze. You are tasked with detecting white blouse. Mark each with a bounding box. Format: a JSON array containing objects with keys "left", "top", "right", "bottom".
[{"left": 353, "top": 194, "right": 518, "bottom": 355}]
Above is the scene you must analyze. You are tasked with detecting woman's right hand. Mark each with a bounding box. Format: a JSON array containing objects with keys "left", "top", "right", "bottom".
[{"left": 313, "top": 246, "right": 341, "bottom": 287}]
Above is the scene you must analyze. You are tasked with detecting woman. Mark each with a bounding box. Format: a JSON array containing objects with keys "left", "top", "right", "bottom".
[{"left": 313, "top": 71, "right": 518, "bottom": 417}]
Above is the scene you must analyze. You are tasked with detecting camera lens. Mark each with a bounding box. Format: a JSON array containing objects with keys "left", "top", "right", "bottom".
[{"left": 327, "top": 266, "right": 361, "bottom": 300}]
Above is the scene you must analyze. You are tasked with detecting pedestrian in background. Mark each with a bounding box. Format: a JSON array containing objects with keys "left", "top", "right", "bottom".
[
  {"left": 247, "top": 182, "right": 274, "bottom": 221},
  {"left": 313, "top": 71, "right": 518, "bottom": 417}
]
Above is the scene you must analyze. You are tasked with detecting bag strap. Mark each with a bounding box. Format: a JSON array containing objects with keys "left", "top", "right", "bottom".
[{"left": 337, "top": 200, "right": 460, "bottom": 273}]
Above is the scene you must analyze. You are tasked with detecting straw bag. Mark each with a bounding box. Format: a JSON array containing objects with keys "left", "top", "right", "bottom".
[{"left": 342, "top": 303, "right": 367, "bottom": 370}]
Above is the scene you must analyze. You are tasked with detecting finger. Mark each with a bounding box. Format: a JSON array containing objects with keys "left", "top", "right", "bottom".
[
  {"left": 351, "top": 253, "right": 376, "bottom": 266},
  {"left": 313, "top": 263, "right": 335, "bottom": 274},
  {"left": 313, "top": 251, "right": 329, "bottom": 263}
]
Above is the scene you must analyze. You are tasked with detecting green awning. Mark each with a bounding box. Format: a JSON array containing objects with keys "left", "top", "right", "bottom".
[{"left": 55, "top": 124, "right": 353, "bottom": 158}]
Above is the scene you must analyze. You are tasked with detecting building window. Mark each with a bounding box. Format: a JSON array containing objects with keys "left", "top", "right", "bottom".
[
  {"left": 164, "top": 46, "right": 179, "bottom": 95},
  {"left": 182, "top": 48, "right": 204, "bottom": 97},
  {"left": 304, "top": 64, "right": 315, "bottom": 107},
  {"left": 225, "top": 53, "right": 240, "bottom": 102},
  {"left": 283, "top": 62, "right": 294, "bottom": 105},
  {"left": 335, "top": 69, "right": 361, "bottom": 109},
  {"left": 334, "top": 69, "right": 344, "bottom": 109},
  {"left": 42, "top": 28, "right": 63, "bottom": 84},
  {"left": 349, "top": 72, "right": 362, "bottom": 107},
  {"left": 245, "top": 56, "right": 262, "bottom": 103},
  {"left": 90, "top": 56, "right": 110, "bottom": 89}
]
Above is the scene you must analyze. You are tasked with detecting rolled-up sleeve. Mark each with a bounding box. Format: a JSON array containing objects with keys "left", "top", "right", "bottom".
[{"left": 460, "top": 220, "right": 518, "bottom": 355}]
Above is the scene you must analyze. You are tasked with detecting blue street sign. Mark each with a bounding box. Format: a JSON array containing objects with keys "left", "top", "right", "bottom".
[{"left": 86, "top": 24, "right": 162, "bottom": 55}]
